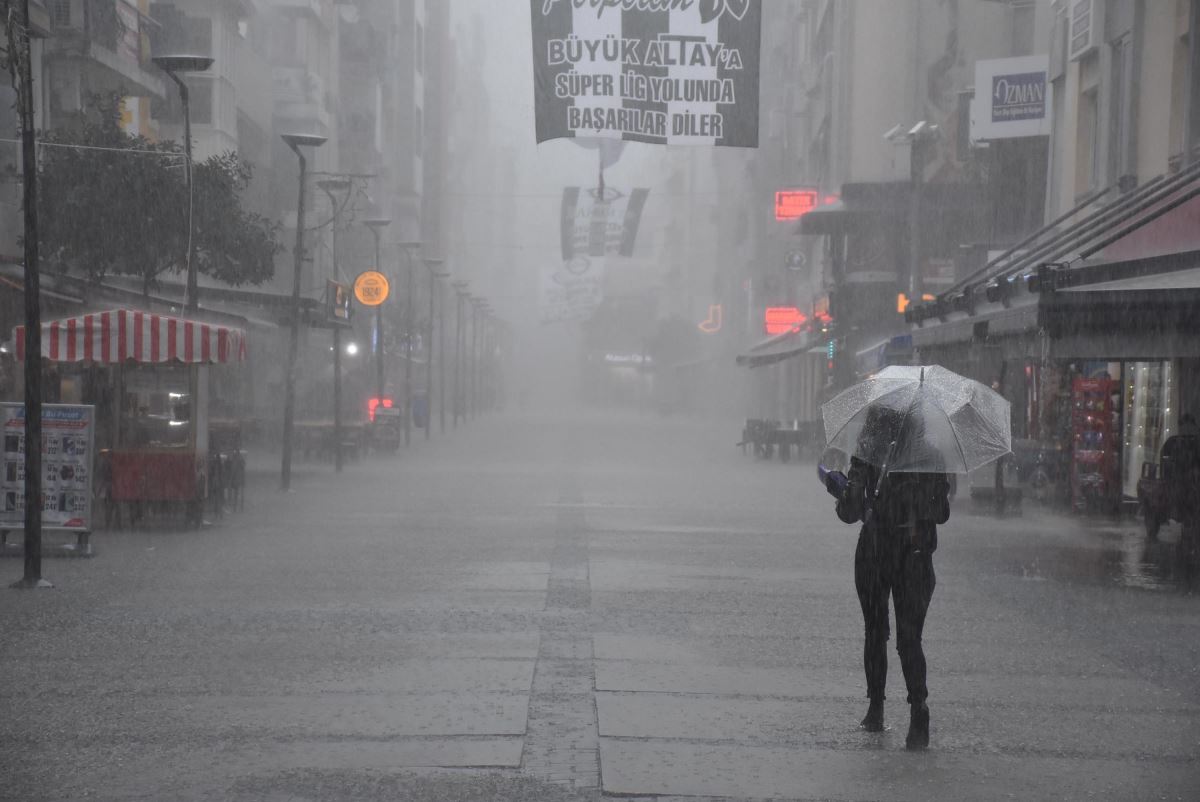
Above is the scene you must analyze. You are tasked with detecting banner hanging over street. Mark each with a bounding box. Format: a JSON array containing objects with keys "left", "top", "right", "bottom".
[
  {"left": 540, "top": 255, "right": 605, "bottom": 324},
  {"left": 531, "top": 0, "right": 762, "bottom": 147},
  {"left": 560, "top": 186, "right": 650, "bottom": 260}
]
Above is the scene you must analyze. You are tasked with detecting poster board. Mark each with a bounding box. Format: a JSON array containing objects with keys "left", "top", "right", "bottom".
[
  {"left": 0, "top": 403, "right": 95, "bottom": 532},
  {"left": 531, "top": 0, "right": 762, "bottom": 147}
]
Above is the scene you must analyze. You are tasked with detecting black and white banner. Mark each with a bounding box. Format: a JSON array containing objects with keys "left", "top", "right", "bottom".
[
  {"left": 531, "top": 0, "right": 761, "bottom": 147},
  {"left": 541, "top": 255, "right": 605, "bottom": 323},
  {"left": 560, "top": 186, "right": 650, "bottom": 260}
]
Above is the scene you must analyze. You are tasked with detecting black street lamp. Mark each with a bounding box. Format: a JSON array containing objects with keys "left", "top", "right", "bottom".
[
  {"left": 363, "top": 218, "right": 391, "bottom": 406},
  {"left": 280, "top": 132, "right": 327, "bottom": 492},
  {"left": 318, "top": 178, "right": 351, "bottom": 472},
  {"left": 451, "top": 281, "right": 469, "bottom": 426},
  {"left": 422, "top": 259, "right": 448, "bottom": 439},
  {"left": 152, "top": 55, "right": 214, "bottom": 314},
  {"left": 399, "top": 243, "right": 421, "bottom": 446}
]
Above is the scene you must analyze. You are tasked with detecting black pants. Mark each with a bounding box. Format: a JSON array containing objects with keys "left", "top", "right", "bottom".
[{"left": 854, "top": 523, "right": 936, "bottom": 705}]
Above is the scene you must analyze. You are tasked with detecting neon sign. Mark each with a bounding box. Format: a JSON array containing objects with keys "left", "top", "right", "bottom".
[
  {"left": 775, "top": 190, "right": 840, "bottom": 221},
  {"left": 367, "top": 397, "right": 394, "bottom": 422},
  {"left": 764, "top": 307, "right": 807, "bottom": 335},
  {"left": 698, "top": 304, "right": 723, "bottom": 334}
]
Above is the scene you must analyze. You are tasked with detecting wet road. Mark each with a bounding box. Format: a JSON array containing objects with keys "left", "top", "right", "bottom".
[{"left": 2, "top": 409, "right": 1199, "bottom": 801}]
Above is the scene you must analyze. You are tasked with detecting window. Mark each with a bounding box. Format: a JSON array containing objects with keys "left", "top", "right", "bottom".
[
  {"left": 49, "top": 0, "right": 72, "bottom": 28},
  {"left": 1077, "top": 86, "right": 1100, "bottom": 195},
  {"left": 1108, "top": 33, "right": 1136, "bottom": 186},
  {"left": 415, "top": 105, "right": 423, "bottom": 153},
  {"left": 1011, "top": 0, "right": 1036, "bottom": 56}
]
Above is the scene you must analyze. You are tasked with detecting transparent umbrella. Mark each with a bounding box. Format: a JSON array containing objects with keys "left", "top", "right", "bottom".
[{"left": 821, "top": 365, "right": 1011, "bottom": 474}]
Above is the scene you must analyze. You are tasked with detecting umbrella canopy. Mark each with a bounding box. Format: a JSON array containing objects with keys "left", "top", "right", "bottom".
[
  {"left": 13, "top": 309, "right": 248, "bottom": 364},
  {"left": 821, "top": 365, "right": 1010, "bottom": 474}
]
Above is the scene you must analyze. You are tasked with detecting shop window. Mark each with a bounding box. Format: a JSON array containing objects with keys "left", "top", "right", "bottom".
[
  {"left": 118, "top": 365, "right": 192, "bottom": 449},
  {"left": 1122, "top": 361, "right": 1179, "bottom": 498}
]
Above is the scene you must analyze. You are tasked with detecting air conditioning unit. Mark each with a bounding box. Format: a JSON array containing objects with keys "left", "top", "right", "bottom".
[{"left": 1068, "top": 0, "right": 1102, "bottom": 61}]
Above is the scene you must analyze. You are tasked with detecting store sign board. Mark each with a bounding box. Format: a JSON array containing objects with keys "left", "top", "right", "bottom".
[
  {"left": 0, "top": 403, "right": 94, "bottom": 531},
  {"left": 775, "top": 189, "right": 818, "bottom": 221},
  {"left": 971, "top": 55, "right": 1052, "bottom": 140},
  {"left": 764, "top": 306, "right": 807, "bottom": 335},
  {"left": 354, "top": 271, "right": 390, "bottom": 307},
  {"left": 328, "top": 280, "right": 352, "bottom": 321}
]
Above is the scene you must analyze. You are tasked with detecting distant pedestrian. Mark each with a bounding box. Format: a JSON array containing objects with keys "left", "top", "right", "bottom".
[{"left": 822, "top": 404, "right": 952, "bottom": 749}]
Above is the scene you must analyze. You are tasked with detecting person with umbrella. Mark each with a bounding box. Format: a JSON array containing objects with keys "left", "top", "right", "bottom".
[{"left": 819, "top": 366, "right": 1011, "bottom": 750}]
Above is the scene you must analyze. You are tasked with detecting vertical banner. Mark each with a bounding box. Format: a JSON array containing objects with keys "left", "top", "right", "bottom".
[
  {"left": 560, "top": 186, "right": 650, "bottom": 259},
  {"left": 531, "top": 0, "right": 761, "bottom": 147},
  {"left": 540, "top": 255, "right": 606, "bottom": 323},
  {"left": 0, "top": 403, "right": 94, "bottom": 532}
]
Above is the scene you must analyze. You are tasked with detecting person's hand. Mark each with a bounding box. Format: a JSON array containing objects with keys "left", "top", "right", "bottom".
[{"left": 824, "top": 469, "right": 848, "bottom": 497}]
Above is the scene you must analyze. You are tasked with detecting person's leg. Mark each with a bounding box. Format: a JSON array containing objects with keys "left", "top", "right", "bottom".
[
  {"left": 893, "top": 542, "right": 936, "bottom": 748},
  {"left": 855, "top": 530, "right": 890, "bottom": 729}
]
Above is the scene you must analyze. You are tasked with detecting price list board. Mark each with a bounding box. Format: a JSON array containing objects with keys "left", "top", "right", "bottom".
[{"left": 0, "top": 403, "right": 94, "bottom": 531}]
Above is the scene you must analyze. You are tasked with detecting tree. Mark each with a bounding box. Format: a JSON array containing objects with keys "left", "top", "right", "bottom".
[{"left": 37, "top": 93, "right": 281, "bottom": 296}]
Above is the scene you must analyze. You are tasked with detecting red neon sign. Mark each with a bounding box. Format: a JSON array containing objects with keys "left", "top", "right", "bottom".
[
  {"left": 367, "top": 397, "right": 394, "bottom": 421},
  {"left": 764, "top": 307, "right": 808, "bottom": 335},
  {"left": 775, "top": 189, "right": 819, "bottom": 221}
]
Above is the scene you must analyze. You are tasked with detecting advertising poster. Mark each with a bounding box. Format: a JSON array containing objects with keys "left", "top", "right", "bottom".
[
  {"left": 560, "top": 186, "right": 650, "bottom": 260},
  {"left": 0, "top": 403, "right": 94, "bottom": 532},
  {"left": 531, "top": 0, "right": 762, "bottom": 147},
  {"left": 540, "top": 255, "right": 606, "bottom": 323}
]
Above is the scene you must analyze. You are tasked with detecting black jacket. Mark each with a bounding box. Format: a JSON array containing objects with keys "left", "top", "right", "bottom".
[{"left": 835, "top": 458, "right": 950, "bottom": 548}]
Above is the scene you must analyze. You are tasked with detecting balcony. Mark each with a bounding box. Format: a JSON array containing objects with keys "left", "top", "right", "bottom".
[
  {"left": 45, "top": 0, "right": 164, "bottom": 99},
  {"left": 272, "top": 66, "right": 331, "bottom": 131}
]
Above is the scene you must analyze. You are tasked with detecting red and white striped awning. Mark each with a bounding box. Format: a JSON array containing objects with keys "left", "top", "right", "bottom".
[{"left": 13, "top": 309, "right": 247, "bottom": 364}]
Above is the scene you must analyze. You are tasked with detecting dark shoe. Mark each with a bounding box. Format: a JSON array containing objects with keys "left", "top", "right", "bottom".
[
  {"left": 860, "top": 699, "right": 884, "bottom": 732},
  {"left": 905, "top": 702, "right": 930, "bottom": 750}
]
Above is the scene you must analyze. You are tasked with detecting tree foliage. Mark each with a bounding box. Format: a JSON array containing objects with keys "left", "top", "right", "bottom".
[{"left": 37, "top": 93, "right": 280, "bottom": 294}]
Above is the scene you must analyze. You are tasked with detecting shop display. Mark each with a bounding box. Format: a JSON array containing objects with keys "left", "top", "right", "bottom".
[
  {"left": 1071, "top": 377, "right": 1118, "bottom": 512},
  {"left": 0, "top": 403, "right": 94, "bottom": 531}
]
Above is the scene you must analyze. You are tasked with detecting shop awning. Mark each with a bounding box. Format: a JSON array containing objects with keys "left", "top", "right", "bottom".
[
  {"left": 736, "top": 328, "right": 814, "bottom": 368},
  {"left": 14, "top": 309, "right": 248, "bottom": 364},
  {"left": 1057, "top": 264, "right": 1200, "bottom": 293}
]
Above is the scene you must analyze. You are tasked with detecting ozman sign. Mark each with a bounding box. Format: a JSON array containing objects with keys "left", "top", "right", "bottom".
[
  {"left": 972, "top": 55, "right": 1052, "bottom": 140},
  {"left": 530, "top": 0, "right": 762, "bottom": 147},
  {"left": 991, "top": 72, "right": 1046, "bottom": 123}
]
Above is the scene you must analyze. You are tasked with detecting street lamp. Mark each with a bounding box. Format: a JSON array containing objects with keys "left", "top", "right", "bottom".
[
  {"left": 363, "top": 217, "right": 391, "bottom": 407},
  {"left": 280, "top": 132, "right": 327, "bottom": 492},
  {"left": 318, "top": 177, "right": 351, "bottom": 472},
  {"left": 451, "top": 281, "right": 469, "bottom": 427},
  {"left": 398, "top": 241, "right": 422, "bottom": 446},
  {"left": 422, "top": 259, "right": 448, "bottom": 439},
  {"left": 152, "top": 54, "right": 214, "bottom": 314}
]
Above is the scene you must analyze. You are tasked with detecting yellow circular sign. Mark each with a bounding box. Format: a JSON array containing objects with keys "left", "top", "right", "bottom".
[{"left": 354, "top": 271, "right": 390, "bottom": 306}]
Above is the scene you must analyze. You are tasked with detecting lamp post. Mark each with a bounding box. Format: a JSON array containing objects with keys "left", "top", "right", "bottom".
[
  {"left": 422, "top": 259, "right": 448, "bottom": 439},
  {"left": 152, "top": 55, "right": 214, "bottom": 314},
  {"left": 469, "top": 298, "right": 482, "bottom": 419},
  {"left": 318, "top": 178, "right": 351, "bottom": 472},
  {"left": 400, "top": 243, "right": 421, "bottom": 447},
  {"left": 363, "top": 218, "right": 391, "bottom": 407},
  {"left": 280, "top": 133, "right": 327, "bottom": 492},
  {"left": 451, "top": 282, "right": 468, "bottom": 426}
]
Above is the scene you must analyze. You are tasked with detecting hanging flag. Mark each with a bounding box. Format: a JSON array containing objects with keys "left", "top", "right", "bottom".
[
  {"left": 540, "top": 255, "right": 605, "bottom": 324},
  {"left": 531, "top": 0, "right": 761, "bottom": 147},
  {"left": 559, "top": 186, "right": 650, "bottom": 260}
]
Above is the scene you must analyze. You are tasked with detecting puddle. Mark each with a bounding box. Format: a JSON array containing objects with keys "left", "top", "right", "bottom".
[{"left": 1009, "top": 528, "right": 1200, "bottom": 593}]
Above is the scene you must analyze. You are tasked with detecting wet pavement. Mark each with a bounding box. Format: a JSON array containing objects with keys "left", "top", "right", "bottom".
[{"left": 1, "top": 408, "right": 1198, "bottom": 801}]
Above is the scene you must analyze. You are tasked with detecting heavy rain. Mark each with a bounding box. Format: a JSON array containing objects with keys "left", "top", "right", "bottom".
[{"left": 0, "top": 1, "right": 1198, "bottom": 800}]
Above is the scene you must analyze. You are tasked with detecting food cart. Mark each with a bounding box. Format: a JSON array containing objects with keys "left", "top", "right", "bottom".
[{"left": 15, "top": 309, "right": 248, "bottom": 526}]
